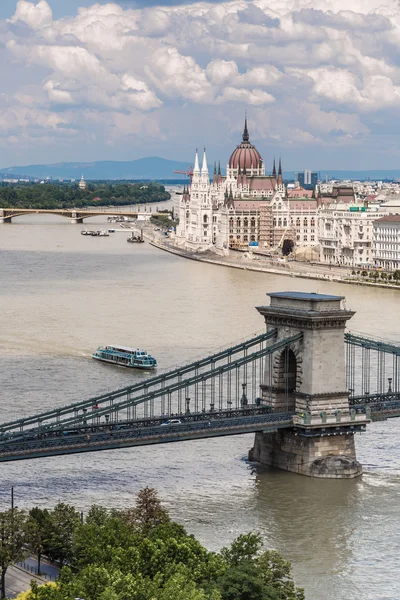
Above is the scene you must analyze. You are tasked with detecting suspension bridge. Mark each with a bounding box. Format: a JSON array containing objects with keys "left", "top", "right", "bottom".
[{"left": 1, "top": 291, "right": 400, "bottom": 478}]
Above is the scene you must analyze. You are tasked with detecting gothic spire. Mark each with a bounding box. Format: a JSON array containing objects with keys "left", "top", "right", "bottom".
[
  {"left": 272, "top": 158, "right": 276, "bottom": 178},
  {"left": 218, "top": 161, "right": 221, "bottom": 176},
  {"left": 278, "top": 157, "right": 283, "bottom": 185},
  {"left": 242, "top": 113, "right": 249, "bottom": 143},
  {"left": 193, "top": 149, "right": 200, "bottom": 173},
  {"left": 201, "top": 148, "right": 208, "bottom": 175}
]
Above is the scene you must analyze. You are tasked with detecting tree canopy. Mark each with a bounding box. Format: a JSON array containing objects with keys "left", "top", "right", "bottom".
[
  {"left": 11, "top": 489, "right": 305, "bottom": 600},
  {"left": 0, "top": 182, "right": 170, "bottom": 209}
]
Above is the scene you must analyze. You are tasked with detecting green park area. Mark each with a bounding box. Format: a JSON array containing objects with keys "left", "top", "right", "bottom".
[{"left": 1, "top": 488, "right": 304, "bottom": 600}]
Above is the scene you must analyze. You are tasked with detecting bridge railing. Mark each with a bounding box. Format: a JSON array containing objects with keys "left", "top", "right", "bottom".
[
  {"left": 346, "top": 331, "right": 400, "bottom": 399},
  {"left": 0, "top": 330, "right": 277, "bottom": 436}
]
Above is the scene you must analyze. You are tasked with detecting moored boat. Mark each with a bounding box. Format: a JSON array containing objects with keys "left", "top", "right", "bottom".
[
  {"left": 92, "top": 345, "right": 157, "bottom": 369},
  {"left": 127, "top": 230, "right": 144, "bottom": 243}
]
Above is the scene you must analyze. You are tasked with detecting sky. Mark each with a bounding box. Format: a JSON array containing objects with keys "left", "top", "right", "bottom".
[{"left": 1, "top": 0, "right": 400, "bottom": 170}]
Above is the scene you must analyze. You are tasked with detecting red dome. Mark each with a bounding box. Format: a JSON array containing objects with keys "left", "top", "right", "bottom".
[{"left": 228, "top": 119, "right": 263, "bottom": 171}]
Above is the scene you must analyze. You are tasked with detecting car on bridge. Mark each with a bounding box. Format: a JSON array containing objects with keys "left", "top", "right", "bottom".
[{"left": 160, "top": 419, "right": 182, "bottom": 426}]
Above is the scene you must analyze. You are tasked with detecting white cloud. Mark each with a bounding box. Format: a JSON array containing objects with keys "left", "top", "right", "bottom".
[{"left": 3, "top": 0, "right": 400, "bottom": 166}]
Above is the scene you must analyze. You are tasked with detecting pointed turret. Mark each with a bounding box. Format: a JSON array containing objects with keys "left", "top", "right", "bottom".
[
  {"left": 193, "top": 149, "right": 200, "bottom": 173},
  {"left": 278, "top": 158, "right": 283, "bottom": 185},
  {"left": 272, "top": 158, "right": 276, "bottom": 178},
  {"left": 227, "top": 184, "right": 235, "bottom": 208},
  {"left": 201, "top": 148, "right": 208, "bottom": 175},
  {"left": 218, "top": 161, "right": 221, "bottom": 176},
  {"left": 242, "top": 113, "right": 249, "bottom": 143}
]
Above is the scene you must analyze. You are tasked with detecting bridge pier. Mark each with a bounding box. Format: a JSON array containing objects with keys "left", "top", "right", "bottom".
[
  {"left": 70, "top": 212, "right": 83, "bottom": 224},
  {"left": 249, "top": 430, "right": 361, "bottom": 478},
  {"left": 0, "top": 210, "right": 11, "bottom": 223},
  {"left": 250, "top": 292, "right": 366, "bottom": 479}
]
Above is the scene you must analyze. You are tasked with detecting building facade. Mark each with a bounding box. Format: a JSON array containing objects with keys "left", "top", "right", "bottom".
[
  {"left": 373, "top": 216, "right": 400, "bottom": 271},
  {"left": 176, "top": 119, "right": 312, "bottom": 254},
  {"left": 318, "top": 205, "right": 381, "bottom": 266}
]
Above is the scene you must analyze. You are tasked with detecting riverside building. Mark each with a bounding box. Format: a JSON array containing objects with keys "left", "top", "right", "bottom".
[
  {"left": 373, "top": 215, "right": 400, "bottom": 271},
  {"left": 318, "top": 204, "right": 381, "bottom": 266},
  {"left": 175, "top": 119, "right": 319, "bottom": 255}
]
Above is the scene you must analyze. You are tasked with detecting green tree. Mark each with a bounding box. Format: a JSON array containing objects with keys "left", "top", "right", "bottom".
[
  {"left": 46, "top": 503, "right": 81, "bottom": 566},
  {"left": 221, "top": 533, "right": 263, "bottom": 566},
  {"left": 216, "top": 563, "right": 280, "bottom": 600},
  {"left": 256, "top": 550, "right": 305, "bottom": 600},
  {"left": 0, "top": 509, "right": 28, "bottom": 599},
  {"left": 121, "top": 487, "right": 170, "bottom": 533},
  {"left": 27, "top": 507, "right": 53, "bottom": 574},
  {"left": 72, "top": 506, "right": 134, "bottom": 569}
]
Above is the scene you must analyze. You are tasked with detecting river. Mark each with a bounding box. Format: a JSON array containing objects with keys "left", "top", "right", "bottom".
[{"left": 0, "top": 213, "right": 399, "bottom": 600}]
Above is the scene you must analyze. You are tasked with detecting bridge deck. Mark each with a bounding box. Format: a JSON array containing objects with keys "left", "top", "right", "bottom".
[{"left": 0, "top": 411, "right": 293, "bottom": 463}]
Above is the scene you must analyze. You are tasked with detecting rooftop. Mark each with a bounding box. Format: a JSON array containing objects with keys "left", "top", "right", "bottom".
[
  {"left": 374, "top": 215, "right": 400, "bottom": 223},
  {"left": 268, "top": 292, "right": 344, "bottom": 302}
]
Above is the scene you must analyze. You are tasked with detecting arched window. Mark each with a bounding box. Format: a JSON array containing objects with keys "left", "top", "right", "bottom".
[
  {"left": 311, "top": 217, "right": 315, "bottom": 227},
  {"left": 296, "top": 218, "right": 300, "bottom": 227},
  {"left": 283, "top": 218, "right": 287, "bottom": 227},
  {"left": 244, "top": 218, "right": 248, "bottom": 227},
  {"left": 273, "top": 218, "right": 277, "bottom": 226},
  {"left": 303, "top": 218, "right": 308, "bottom": 227},
  {"left": 251, "top": 217, "right": 255, "bottom": 228},
  {"left": 237, "top": 218, "right": 241, "bottom": 227},
  {"left": 244, "top": 235, "right": 248, "bottom": 242},
  {"left": 278, "top": 218, "right": 282, "bottom": 227},
  {"left": 186, "top": 211, "right": 190, "bottom": 220},
  {"left": 203, "top": 214, "right": 208, "bottom": 223},
  {"left": 251, "top": 234, "right": 256, "bottom": 241}
]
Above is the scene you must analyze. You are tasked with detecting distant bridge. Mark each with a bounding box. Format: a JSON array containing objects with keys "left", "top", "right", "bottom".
[{"left": 0, "top": 207, "right": 164, "bottom": 223}]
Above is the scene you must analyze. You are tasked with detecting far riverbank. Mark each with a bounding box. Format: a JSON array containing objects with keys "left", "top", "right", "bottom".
[{"left": 149, "top": 237, "right": 399, "bottom": 291}]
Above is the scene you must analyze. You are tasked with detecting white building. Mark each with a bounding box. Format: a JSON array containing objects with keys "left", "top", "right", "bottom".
[
  {"left": 318, "top": 205, "right": 381, "bottom": 266},
  {"left": 373, "top": 216, "right": 400, "bottom": 271},
  {"left": 176, "top": 119, "right": 307, "bottom": 254},
  {"left": 79, "top": 175, "right": 87, "bottom": 190}
]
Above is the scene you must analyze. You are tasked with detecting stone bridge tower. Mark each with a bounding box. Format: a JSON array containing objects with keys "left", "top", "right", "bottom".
[{"left": 249, "top": 292, "right": 367, "bottom": 478}]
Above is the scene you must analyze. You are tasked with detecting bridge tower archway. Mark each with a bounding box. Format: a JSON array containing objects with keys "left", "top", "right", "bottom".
[
  {"left": 250, "top": 291, "right": 367, "bottom": 479},
  {"left": 276, "top": 348, "right": 297, "bottom": 412}
]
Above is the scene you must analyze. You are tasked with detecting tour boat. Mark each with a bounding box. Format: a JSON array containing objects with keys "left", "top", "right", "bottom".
[{"left": 92, "top": 345, "right": 157, "bottom": 369}]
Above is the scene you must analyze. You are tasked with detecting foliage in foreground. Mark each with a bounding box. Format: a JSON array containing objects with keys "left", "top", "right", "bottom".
[{"left": 5, "top": 488, "right": 304, "bottom": 600}]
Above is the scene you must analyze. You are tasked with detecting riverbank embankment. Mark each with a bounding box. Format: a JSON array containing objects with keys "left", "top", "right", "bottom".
[{"left": 149, "top": 237, "right": 400, "bottom": 291}]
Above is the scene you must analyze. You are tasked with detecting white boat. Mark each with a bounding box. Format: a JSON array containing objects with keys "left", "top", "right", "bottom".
[{"left": 92, "top": 345, "right": 157, "bottom": 369}]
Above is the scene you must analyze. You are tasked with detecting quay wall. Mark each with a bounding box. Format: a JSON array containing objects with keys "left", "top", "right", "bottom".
[{"left": 148, "top": 238, "right": 400, "bottom": 290}]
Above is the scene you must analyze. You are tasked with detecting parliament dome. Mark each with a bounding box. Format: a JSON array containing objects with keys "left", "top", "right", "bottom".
[{"left": 228, "top": 118, "right": 263, "bottom": 171}]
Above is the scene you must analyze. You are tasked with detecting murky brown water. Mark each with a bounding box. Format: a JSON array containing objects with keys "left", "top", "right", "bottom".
[{"left": 1, "top": 214, "right": 399, "bottom": 600}]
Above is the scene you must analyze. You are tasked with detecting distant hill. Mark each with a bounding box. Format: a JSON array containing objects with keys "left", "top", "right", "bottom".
[
  {"left": 1, "top": 158, "right": 400, "bottom": 182},
  {"left": 0, "top": 157, "right": 193, "bottom": 180}
]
